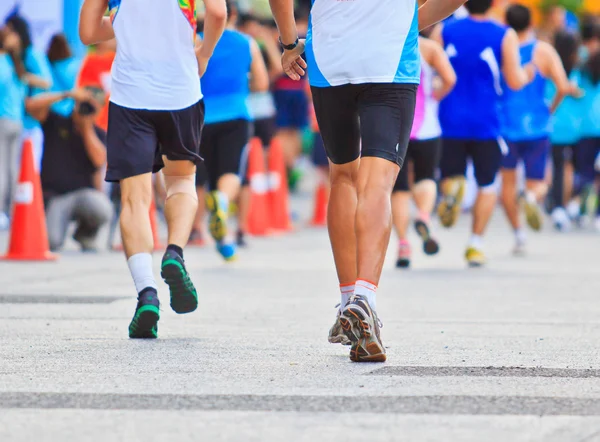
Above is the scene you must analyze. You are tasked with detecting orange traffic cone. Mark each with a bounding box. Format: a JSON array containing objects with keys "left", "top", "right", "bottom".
[
  {"left": 310, "top": 182, "right": 328, "bottom": 226},
  {"left": 267, "top": 137, "right": 292, "bottom": 232},
  {"left": 2, "top": 140, "right": 57, "bottom": 261},
  {"left": 246, "top": 137, "right": 270, "bottom": 236}
]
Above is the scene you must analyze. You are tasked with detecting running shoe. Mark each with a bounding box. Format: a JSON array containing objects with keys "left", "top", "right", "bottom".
[
  {"left": 512, "top": 240, "right": 526, "bottom": 257},
  {"left": 328, "top": 308, "right": 351, "bottom": 345},
  {"left": 129, "top": 289, "right": 160, "bottom": 339},
  {"left": 437, "top": 176, "right": 466, "bottom": 228},
  {"left": 465, "top": 247, "right": 486, "bottom": 267},
  {"left": 551, "top": 207, "right": 571, "bottom": 232},
  {"left": 414, "top": 219, "right": 440, "bottom": 255},
  {"left": 216, "top": 240, "right": 237, "bottom": 262},
  {"left": 160, "top": 249, "right": 198, "bottom": 314},
  {"left": 340, "top": 295, "right": 386, "bottom": 362},
  {"left": 521, "top": 193, "right": 542, "bottom": 231},
  {"left": 236, "top": 230, "right": 248, "bottom": 248},
  {"left": 206, "top": 191, "right": 228, "bottom": 243},
  {"left": 396, "top": 240, "right": 411, "bottom": 268}
]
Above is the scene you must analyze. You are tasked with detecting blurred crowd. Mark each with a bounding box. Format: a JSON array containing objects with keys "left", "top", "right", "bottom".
[{"left": 0, "top": 3, "right": 598, "bottom": 254}]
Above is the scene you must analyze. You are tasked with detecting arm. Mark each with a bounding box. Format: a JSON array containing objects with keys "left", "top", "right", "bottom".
[
  {"left": 422, "top": 38, "right": 456, "bottom": 101},
  {"left": 198, "top": 0, "right": 227, "bottom": 59},
  {"left": 80, "top": 124, "right": 107, "bottom": 168},
  {"left": 418, "top": 0, "right": 466, "bottom": 32},
  {"left": 25, "top": 91, "right": 72, "bottom": 124},
  {"left": 268, "top": 0, "right": 298, "bottom": 47},
  {"left": 249, "top": 39, "right": 269, "bottom": 92},
  {"left": 80, "top": 0, "right": 115, "bottom": 45},
  {"left": 24, "top": 73, "right": 51, "bottom": 90},
  {"left": 534, "top": 42, "right": 570, "bottom": 114},
  {"left": 260, "top": 29, "right": 284, "bottom": 82},
  {"left": 502, "top": 29, "right": 534, "bottom": 91}
]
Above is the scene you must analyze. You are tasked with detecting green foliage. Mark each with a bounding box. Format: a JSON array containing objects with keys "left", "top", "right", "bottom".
[{"left": 540, "top": 0, "right": 584, "bottom": 14}]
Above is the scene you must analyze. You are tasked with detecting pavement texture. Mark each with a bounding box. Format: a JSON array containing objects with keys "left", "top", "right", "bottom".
[{"left": 1, "top": 191, "right": 600, "bottom": 442}]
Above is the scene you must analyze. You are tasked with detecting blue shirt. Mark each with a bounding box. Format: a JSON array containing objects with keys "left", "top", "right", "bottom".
[
  {"left": 50, "top": 57, "right": 82, "bottom": 117},
  {"left": 579, "top": 72, "right": 600, "bottom": 139},
  {"left": 199, "top": 29, "right": 252, "bottom": 125},
  {"left": 547, "top": 70, "right": 582, "bottom": 145},
  {"left": 439, "top": 17, "right": 508, "bottom": 140},
  {"left": 501, "top": 41, "right": 550, "bottom": 141},
  {"left": 23, "top": 47, "right": 53, "bottom": 130},
  {"left": 0, "top": 53, "right": 25, "bottom": 122}
]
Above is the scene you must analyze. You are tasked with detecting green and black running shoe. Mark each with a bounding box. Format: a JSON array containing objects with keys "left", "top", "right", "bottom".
[
  {"left": 129, "top": 288, "right": 160, "bottom": 339},
  {"left": 161, "top": 249, "right": 198, "bottom": 314}
]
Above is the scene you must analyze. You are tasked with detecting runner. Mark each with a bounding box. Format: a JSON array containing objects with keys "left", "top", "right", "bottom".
[
  {"left": 499, "top": 4, "right": 572, "bottom": 255},
  {"left": 196, "top": 0, "right": 269, "bottom": 261},
  {"left": 268, "top": 0, "right": 466, "bottom": 362},
  {"left": 433, "top": 0, "right": 536, "bottom": 267},
  {"left": 392, "top": 34, "right": 456, "bottom": 269},
  {"left": 79, "top": 0, "right": 227, "bottom": 338}
]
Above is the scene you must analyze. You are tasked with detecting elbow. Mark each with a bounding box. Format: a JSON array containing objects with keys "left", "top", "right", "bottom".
[
  {"left": 505, "top": 78, "right": 523, "bottom": 91},
  {"left": 447, "top": 73, "right": 457, "bottom": 91},
  {"left": 205, "top": 1, "right": 227, "bottom": 24},
  {"left": 79, "top": 28, "right": 94, "bottom": 46}
]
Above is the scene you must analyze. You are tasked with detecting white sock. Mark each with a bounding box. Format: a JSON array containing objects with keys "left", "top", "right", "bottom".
[
  {"left": 468, "top": 234, "right": 483, "bottom": 250},
  {"left": 515, "top": 228, "right": 526, "bottom": 244},
  {"left": 217, "top": 191, "right": 229, "bottom": 213},
  {"left": 354, "top": 279, "right": 377, "bottom": 311},
  {"left": 127, "top": 253, "right": 157, "bottom": 294},
  {"left": 340, "top": 284, "right": 354, "bottom": 311},
  {"left": 525, "top": 191, "right": 537, "bottom": 204}
]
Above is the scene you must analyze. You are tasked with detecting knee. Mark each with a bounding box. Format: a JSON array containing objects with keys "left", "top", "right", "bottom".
[
  {"left": 330, "top": 162, "right": 359, "bottom": 187},
  {"left": 163, "top": 174, "right": 198, "bottom": 202},
  {"left": 120, "top": 178, "right": 153, "bottom": 211}
]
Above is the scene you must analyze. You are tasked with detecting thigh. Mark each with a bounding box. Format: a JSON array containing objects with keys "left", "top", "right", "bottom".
[
  {"left": 253, "top": 117, "right": 276, "bottom": 147},
  {"left": 106, "top": 102, "right": 159, "bottom": 182},
  {"left": 154, "top": 100, "right": 205, "bottom": 166},
  {"left": 501, "top": 140, "right": 520, "bottom": 170},
  {"left": 411, "top": 137, "right": 441, "bottom": 183},
  {"left": 522, "top": 138, "right": 550, "bottom": 180},
  {"left": 440, "top": 139, "right": 468, "bottom": 179},
  {"left": 73, "top": 188, "right": 113, "bottom": 220},
  {"left": 311, "top": 131, "right": 329, "bottom": 168},
  {"left": 215, "top": 119, "right": 252, "bottom": 178},
  {"left": 468, "top": 140, "right": 503, "bottom": 187},
  {"left": 289, "top": 90, "right": 309, "bottom": 129},
  {"left": 311, "top": 85, "right": 360, "bottom": 165},
  {"left": 45, "top": 193, "right": 76, "bottom": 246},
  {"left": 575, "top": 138, "right": 598, "bottom": 183},
  {"left": 195, "top": 161, "right": 208, "bottom": 188},
  {"left": 199, "top": 123, "right": 219, "bottom": 190},
  {"left": 357, "top": 83, "right": 417, "bottom": 168}
]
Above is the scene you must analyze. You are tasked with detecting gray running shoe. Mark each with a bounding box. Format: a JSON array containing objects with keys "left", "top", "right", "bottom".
[
  {"left": 328, "top": 308, "right": 351, "bottom": 345},
  {"left": 339, "top": 295, "right": 386, "bottom": 362}
]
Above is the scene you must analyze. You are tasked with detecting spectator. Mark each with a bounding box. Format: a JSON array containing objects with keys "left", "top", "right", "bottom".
[
  {"left": 47, "top": 33, "right": 82, "bottom": 117},
  {"left": 0, "top": 26, "right": 26, "bottom": 230},
  {"left": 25, "top": 86, "right": 113, "bottom": 252},
  {"left": 580, "top": 15, "right": 600, "bottom": 62}
]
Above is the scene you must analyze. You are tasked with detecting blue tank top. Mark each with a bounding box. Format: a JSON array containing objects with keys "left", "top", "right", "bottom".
[
  {"left": 547, "top": 69, "right": 582, "bottom": 145},
  {"left": 439, "top": 17, "right": 508, "bottom": 140},
  {"left": 500, "top": 41, "right": 550, "bottom": 141},
  {"left": 199, "top": 29, "right": 252, "bottom": 124},
  {"left": 579, "top": 71, "right": 600, "bottom": 139}
]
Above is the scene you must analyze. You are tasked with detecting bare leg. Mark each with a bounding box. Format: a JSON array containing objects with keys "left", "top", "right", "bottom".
[
  {"left": 162, "top": 158, "right": 197, "bottom": 248},
  {"left": 472, "top": 190, "right": 497, "bottom": 236},
  {"left": 412, "top": 179, "right": 437, "bottom": 218},
  {"left": 500, "top": 169, "right": 520, "bottom": 231},
  {"left": 217, "top": 173, "right": 241, "bottom": 202},
  {"left": 391, "top": 192, "right": 411, "bottom": 241},
  {"left": 120, "top": 173, "right": 153, "bottom": 258},
  {"left": 277, "top": 128, "right": 302, "bottom": 169}
]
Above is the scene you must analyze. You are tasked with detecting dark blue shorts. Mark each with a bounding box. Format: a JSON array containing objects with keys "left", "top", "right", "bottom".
[
  {"left": 311, "top": 131, "right": 329, "bottom": 167},
  {"left": 502, "top": 137, "right": 550, "bottom": 180},
  {"left": 106, "top": 100, "right": 204, "bottom": 182},
  {"left": 274, "top": 89, "right": 309, "bottom": 129},
  {"left": 576, "top": 137, "right": 600, "bottom": 184},
  {"left": 440, "top": 139, "right": 503, "bottom": 187}
]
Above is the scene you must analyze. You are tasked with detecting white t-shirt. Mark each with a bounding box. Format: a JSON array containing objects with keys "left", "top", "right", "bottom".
[{"left": 108, "top": 0, "right": 202, "bottom": 110}]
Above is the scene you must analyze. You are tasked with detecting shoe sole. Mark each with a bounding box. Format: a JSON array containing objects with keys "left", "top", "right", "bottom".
[
  {"left": 467, "top": 259, "right": 485, "bottom": 268},
  {"left": 396, "top": 258, "right": 410, "bottom": 268},
  {"left": 206, "top": 193, "right": 228, "bottom": 242},
  {"left": 129, "top": 305, "right": 159, "bottom": 339},
  {"left": 524, "top": 201, "right": 542, "bottom": 231},
  {"left": 161, "top": 259, "right": 198, "bottom": 314},
  {"left": 339, "top": 305, "right": 386, "bottom": 362},
  {"left": 414, "top": 220, "right": 440, "bottom": 255},
  {"left": 437, "top": 178, "right": 465, "bottom": 228}
]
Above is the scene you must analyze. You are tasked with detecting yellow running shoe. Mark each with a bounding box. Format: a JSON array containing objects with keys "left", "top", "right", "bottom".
[
  {"left": 206, "top": 191, "right": 228, "bottom": 243},
  {"left": 437, "top": 176, "right": 466, "bottom": 228},
  {"left": 522, "top": 194, "right": 543, "bottom": 231},
  {"left": 465, "top": 247, "right": 486, "bottom": 267}
]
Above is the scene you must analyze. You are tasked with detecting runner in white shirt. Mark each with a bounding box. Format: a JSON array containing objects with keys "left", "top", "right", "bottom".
[{"left": 79, "top": 0, "right": 227, "bottom": 339}]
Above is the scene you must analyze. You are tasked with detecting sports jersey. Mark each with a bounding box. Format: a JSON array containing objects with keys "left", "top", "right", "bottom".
[
  {"left": 199, "top": 29, "right": 252, "bottom": 125},
  {"left": 108, "top": 0, "right": 201, "bottom": 110},
  {"left": 305, "top": 0, "right": 420, "bottom": 87},
  {"left": 548, "top": 70, "right": 582, "bottom": 145},
  {"left": 501, "top": 40, "right": 550, "bottom": 142},
  {"left": 411, "top": 55, "right": 441, "bottom": 140},
  {"left": 439, "top": 17, "right": 508, "bottom": 140}
]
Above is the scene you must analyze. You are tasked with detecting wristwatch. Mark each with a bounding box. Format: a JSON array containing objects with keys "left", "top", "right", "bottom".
[{"left": 279, "top": 36, "right": 299, "bottom": 51}]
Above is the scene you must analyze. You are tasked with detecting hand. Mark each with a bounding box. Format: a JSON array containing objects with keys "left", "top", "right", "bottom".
[
  {"left": 195, "top": 40, "right": 210, "bottom": 78},
  {"left": 69, "top": 88, "right": 94, "bottom": 102},
  {"left": 567, "top": 81, "right": 584, "bottom": 98},
  {"left": 3, "top": 32, "right": 21, "bottom": 53},
  {"left": 281, "top": 39, "right": 306, "bottom": 81}
]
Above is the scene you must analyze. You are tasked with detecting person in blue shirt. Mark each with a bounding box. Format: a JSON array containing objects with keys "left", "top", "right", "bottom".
[
  {"left": 499, "top": 4, "right": 571, "bottom": 255},
  {"left": 0, "top": 27, "right": 26, "bottom": 230},
  {"left": 432, "top": 0, "right": 536, "bottom": 267},
  {"left": 46, "top": 33, "right": 82, "bottom": 117},
  {"left": 195, "top": 0, "right": 269, "bottom": 262},
  {"left": 576, "top": 50, "right": 600, "bottom": 231}
]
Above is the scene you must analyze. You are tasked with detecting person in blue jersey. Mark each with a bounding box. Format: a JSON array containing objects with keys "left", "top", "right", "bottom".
[
  {"left": 46, "top": 34, "right": 82, "bottom": 118},
  {"left": 549, "top": 31, "right": 584, "bottom": 232},
  {"left": 576, "top": 50, "right": 600, "bottom": 231},
  {"left": 5, "top": 15, "right": 52, "bottom": 168},
  {"left": 499, "top": 5, "right": 572, "bottom": 255},
  {"left": 268, "top": 0, "right": 466, "bottom": 363},
  {"left": 432, "top": 0, "right": 536, "bottom": 267},
  {"left": 196, "top": 0, "right": 269, "bottom": 262}
]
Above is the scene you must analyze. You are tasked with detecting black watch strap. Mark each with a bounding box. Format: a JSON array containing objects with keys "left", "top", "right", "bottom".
[{"left": 279, "top": 36, "right": 299, "bottom": 50}]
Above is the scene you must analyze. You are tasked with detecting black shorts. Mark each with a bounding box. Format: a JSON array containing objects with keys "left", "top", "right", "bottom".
[
  {"left": 198, "top": 119, "right": 251, "bottom": 191},
  {"left": 105, "top": 100, "right": 204, "bottom": 182},
  {"left": 311, "top": 83, "right": 417, "bottom": 167},
  {"left": 440, "top": 139, "right": 503, "bottom": 187},
  {"left": 394, "top": 137, "right": 441, "bottom": 192},
  {"left": 252, "top": 117, "right": 276, "bottom": 148}
]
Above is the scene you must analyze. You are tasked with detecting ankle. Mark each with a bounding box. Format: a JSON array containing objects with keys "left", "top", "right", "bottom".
[{"left": 167, "top": 244, "right": 183, "bottom": 258}]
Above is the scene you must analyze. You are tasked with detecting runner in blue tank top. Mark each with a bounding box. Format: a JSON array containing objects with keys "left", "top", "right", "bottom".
[
  {"left": 499, "top": 4, "right": 572, "bottom": 255},
  {"left": 195, "top": 1, "right": 269, "bottom": 262},
  {"left": 433, "top": 0, "right": 536, "bottom": 267}
]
